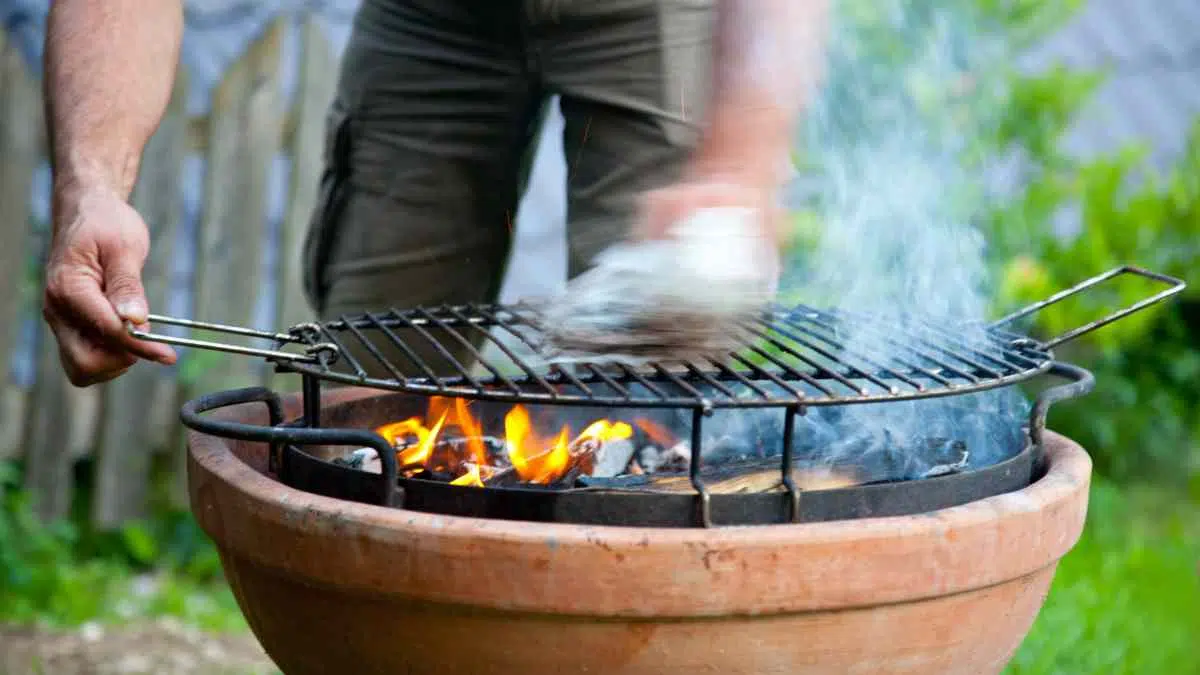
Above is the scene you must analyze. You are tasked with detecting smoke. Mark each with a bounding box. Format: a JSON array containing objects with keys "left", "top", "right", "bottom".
[{"left": 683, "top": 0, "right": 1034, "bottom": 477}]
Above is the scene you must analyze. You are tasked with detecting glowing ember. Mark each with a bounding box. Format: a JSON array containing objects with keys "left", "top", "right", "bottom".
[{"left": 374, "top": 396, "right": 650, "bottom": 487}]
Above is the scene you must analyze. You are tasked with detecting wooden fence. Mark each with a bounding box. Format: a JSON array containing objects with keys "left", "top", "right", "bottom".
[{"left": 0, "top": 16, "right": 339, "bottom": 526}]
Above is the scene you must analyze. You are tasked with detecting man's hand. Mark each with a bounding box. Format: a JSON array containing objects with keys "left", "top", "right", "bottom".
[
  {"left": 43, "top": 184, "right": 176, "bottom": 386},
  {"left": 634, "top": 174, "right": 786, "bottom": 292},
  {"left": 635, "top": 177, "right": 785, "bottom": 246}
]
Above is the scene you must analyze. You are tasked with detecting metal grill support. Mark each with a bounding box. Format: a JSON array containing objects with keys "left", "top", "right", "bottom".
[{"left": 178, "top": 361, "right": 1095, "bottom": 527}]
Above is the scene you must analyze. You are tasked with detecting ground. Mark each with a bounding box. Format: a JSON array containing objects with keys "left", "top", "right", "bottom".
[{"left": 0, "top": 620, "right": 277, "bottom": 675}]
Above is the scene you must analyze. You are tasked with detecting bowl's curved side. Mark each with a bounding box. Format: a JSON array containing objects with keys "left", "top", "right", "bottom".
[
  {"left": 219, "top": 548, "right": 1059, "bottom": 675},
  {"left": 188, "top": 389, "right": 1091, "bottom": 618}
]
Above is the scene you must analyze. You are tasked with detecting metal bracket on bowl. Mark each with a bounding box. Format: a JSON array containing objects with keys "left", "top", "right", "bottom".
[
  {"left": 179, "top": 386, "right": 401, "bottom": 507},
  {"left": 1027, "top": 362, "right": 1095, "bottom": 468},
  {"left": 991, "top": 265, "right": 1186, "bottom": 351}
]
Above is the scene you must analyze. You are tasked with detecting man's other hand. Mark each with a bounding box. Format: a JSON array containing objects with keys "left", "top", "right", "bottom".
[
  {"left": 632, "top": 177, "right": 784, "bottom": 299},
  {"left": 43, "top": 184, "right": 176, "bottom": 387}
]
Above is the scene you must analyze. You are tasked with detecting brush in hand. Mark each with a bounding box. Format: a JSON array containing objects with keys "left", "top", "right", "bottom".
[{"left": 537, "top": 192, "right": 780, "bottom": 366}]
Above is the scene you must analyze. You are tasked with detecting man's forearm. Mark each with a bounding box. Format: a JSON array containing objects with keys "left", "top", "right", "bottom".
[
  {"left": 44, "top": 0, "right": 183, "bottom": 200},
  {"left": 691, "top": 0, "right": 829, "bottom": 185}
]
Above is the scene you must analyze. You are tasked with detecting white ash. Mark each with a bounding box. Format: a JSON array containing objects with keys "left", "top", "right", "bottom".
[
  {"left": 334, "top": 447, "right": 381, "bottom": 474},
  {"left": 588, "top": 438, "right": 637, "bottom": 478},
  {"left": 918, "top": 449, "right": 970, "bottom": 478},
  {"left": 637, "top": 443, "right": 691, "bottom": 474}
]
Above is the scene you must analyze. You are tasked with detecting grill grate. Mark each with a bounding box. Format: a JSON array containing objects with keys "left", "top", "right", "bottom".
[
  {"left": 134, "top": 266, "right": 1183, "bottom": 410},
  {"left": 263, "top": 302, "right": 1055, "bottom": 409}
]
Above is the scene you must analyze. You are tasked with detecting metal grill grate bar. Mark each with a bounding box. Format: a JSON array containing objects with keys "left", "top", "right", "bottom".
[
  {"left": 386, "top": 308, "right": 483, "bottom": 389},
  {"left": 789, "top": 310, "right": 972, "bottom": 386},
  {"left": 737, "top": 321, "right": 871, "bottom": 395},
  {"left": 363, "top": 312, "right": 442, "bottom": 382},
  {"left": 469, "top": 304, "right": 595, "bottom": 396},
  {"left": 278, "top": 304, "right": 1064, "bottom": 407},
  {"left": 317, "top": 321, "right": 367, "bottom": 378},
  {"left": 768, "top": 313, "right": 926, "bottom": 392},
  {"left": 441, "top": 305, "right": 559, "bottom": 398}
]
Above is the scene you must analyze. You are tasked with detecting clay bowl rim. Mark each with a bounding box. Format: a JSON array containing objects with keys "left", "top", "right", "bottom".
[{"left": 188, "top": 387, "right": 1093, "bottom": 617}]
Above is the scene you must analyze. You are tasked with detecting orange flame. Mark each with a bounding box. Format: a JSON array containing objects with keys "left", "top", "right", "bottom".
[
  {"left": 374, "top": 398, "right": 669, "bottom": 487},
  {"left": 450, "top": 464, "right": 485, "bottom": 487},
  {"left": 377, "top": 412, "right": 446, "bottom": 466}
]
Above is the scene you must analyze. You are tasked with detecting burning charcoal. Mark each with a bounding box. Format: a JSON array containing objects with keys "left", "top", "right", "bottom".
[
  {"left": 332, "top": 448, "right": 381, "bottom": 474},
  {"left": 481, "top": 466, "right": 521, "bottom": 487},
  {"left": 626, "top": 456, "right": 645, "bottom": 475},
  {"left": 590, "top": 439, "right": 637, "bottom": 478}
]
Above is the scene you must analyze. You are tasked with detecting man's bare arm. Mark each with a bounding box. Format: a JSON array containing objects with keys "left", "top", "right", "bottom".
[
  {"left": 41, "top": 0, "right": 183, "bottom": 386},
  {"left": 690, "top": 0, "right": 829, "bottom": 186},
  {"left": 45, "top": 0, "right": 184, "bottom": 199}
]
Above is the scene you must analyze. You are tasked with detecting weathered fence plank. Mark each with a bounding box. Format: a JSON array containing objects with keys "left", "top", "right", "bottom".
[
  {"left": 24, "top": 336, "right": 76, "bottom": 520},
  {"left": 190, "top": 18, "right": 286, "bottom": 396},
  {"left": 3, "top": 32, "right": 77, "bottom": 521},
  {"left": 91, "top": 68, "right": 190, "bottom": 528},
  {"left": 170, "top": 19, "right": 286, "bottom": 506},
  {"left": 269, "top": 16, "right": 336, "bottom": 392},
  {"left": 0, "top": 31, "right": 40, "bottom": 461}
]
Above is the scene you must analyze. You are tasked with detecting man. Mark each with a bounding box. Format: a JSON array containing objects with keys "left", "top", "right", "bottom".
[{"left": 40, "top": 0, "right": 828, "bottom": 386}]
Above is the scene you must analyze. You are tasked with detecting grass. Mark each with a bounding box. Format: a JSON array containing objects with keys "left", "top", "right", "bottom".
[
  {"left": 3, "top": 462, "right": 1197, "bottom": 673},
  {"left": 1006, "top": 478, "right": 1200, "bottom": 675}
]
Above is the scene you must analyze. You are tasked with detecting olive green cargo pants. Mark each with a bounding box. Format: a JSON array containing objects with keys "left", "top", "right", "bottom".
[{"left": 302, "top": 0, "right": 715, "bottom": 378}]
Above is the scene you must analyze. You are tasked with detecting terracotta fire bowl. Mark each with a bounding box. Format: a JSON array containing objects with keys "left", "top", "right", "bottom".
[{"left": 188, "top": 386, "right": 1091, "bottom": 675}]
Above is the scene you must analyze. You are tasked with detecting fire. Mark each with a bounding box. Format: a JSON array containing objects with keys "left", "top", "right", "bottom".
[{"left": 374, "top": 397, "right": 641, "bottom": 488}]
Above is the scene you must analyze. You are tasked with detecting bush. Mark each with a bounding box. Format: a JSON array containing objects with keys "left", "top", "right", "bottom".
[
  {"left": 0, "top": 463, "right": 246, "bottom": 631},
  {"left": 785, "top": 0, "right": 1200, "bottom": 484}
]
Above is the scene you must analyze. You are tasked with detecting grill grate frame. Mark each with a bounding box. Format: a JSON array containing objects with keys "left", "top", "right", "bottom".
[
  {"left": 135, "top": 265, "right": 1183, "bottom": 412},
  {"left": 269, "top": 302, "right": 1056, "bottom": 409}
]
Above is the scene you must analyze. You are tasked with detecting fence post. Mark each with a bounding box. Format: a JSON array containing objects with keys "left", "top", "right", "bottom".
[
  {"left": 174, "top": 19, "right": 286, "bottom": 504},
  {"left": 269, "top": 14, "right": 337, "bottom": 394},
  {"left": 91, "top": 68, "right": 190, "bottom": 528},
  {"left": 2, "top": 33, "right": 79, "bottom": 521},
  {"left": 189, "top": 17, "right": 285, "bottom": 394},
  {"left": 0, "top": 30, "right": 40, "bottom": 462}
]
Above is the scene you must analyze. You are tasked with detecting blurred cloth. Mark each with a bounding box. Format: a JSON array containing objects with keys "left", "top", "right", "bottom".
[{"left": 302, "top": 0, "right": 716, "bottom": 378}]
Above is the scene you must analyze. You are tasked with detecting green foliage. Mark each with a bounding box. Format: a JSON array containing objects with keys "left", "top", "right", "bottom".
[
  {"left": 0, "top": 462, "right": 246, "bottom": 632},
  {"left": 988, "top": 97, "right": 1200, "bottom": 483},
  {"left": 1006, "top": 478, "right": 1200, "bottom": 674},
  {"left": 787, "top": 0, "right": 1200, "bottom": 482}
]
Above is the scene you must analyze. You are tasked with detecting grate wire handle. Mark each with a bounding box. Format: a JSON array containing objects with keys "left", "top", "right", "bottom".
[
  {"left": 990, "top": 265, "right": 1186, "bottom": 350},
  {"left": 126, "top": 315, "right": 340, "bottom": 364}
]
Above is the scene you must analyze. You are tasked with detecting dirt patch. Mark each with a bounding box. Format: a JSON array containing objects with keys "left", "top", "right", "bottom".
[{"left": 0, "top": 620, "right": 278, "bottom": 675}]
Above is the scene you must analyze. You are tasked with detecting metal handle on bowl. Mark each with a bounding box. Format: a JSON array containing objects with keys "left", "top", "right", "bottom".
[
  {"left": 180, "top": 386, "right": 400, "bottom": 507},
  {"left": 1029, "top": 362, "right": 1095, "bottom": 452},
  {"left": 990, "top": 265, "right": 1186, "bottom": 350}
]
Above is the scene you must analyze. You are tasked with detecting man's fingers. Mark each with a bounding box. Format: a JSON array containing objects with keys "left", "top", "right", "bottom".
[
  {"left": 45, "top": 309, "right": 138, "bottom": 387},
  {"left": 121, "top": 319, "right": 177, "bottom": 365},
  {"left": 104, "top": 262, "right": 149, "bottom": 324},
  {"left": 103, "top": 258, "right": 177, "bottom": 365}
]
